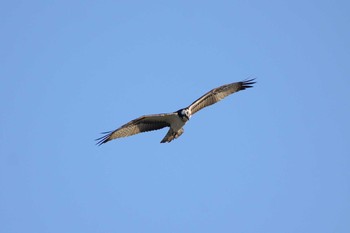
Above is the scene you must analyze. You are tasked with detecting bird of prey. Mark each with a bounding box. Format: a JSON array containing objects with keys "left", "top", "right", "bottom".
[{"left": 96, "top": 79, "right": 255, "bottom": 145}]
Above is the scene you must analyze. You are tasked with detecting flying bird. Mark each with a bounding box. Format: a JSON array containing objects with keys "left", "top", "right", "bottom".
[{"left": 96, "top": 79, "right": 256, "bottom": 145}]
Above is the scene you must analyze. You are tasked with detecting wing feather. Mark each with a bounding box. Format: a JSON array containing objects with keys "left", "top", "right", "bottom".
[
  {"left": 188, "top": 79, "right": 256, "bottom": 115},
  {"left": 96, "top": 113, "right": 177, "bottom": 145}
]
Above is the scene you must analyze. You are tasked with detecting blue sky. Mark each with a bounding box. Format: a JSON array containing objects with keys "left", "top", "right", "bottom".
[{"left": 1, "top": 1, "right": 349, "bottom": 232}]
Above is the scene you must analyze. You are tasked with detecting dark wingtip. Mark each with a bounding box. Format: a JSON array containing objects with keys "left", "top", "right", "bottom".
[
  {"left": 241, "top": 78, "right": 256, "bottom": 90},
  {"left": 95, "top": 131, "right": 113, "bottom": 146}
]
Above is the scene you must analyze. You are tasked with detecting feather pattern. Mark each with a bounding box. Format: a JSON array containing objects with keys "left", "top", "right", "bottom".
[
  {"left": 96, "top": 113, "right": 177, "bottom": 145},
  {"left": 188, "top": 79, "right": 256, "bottom": 115}
]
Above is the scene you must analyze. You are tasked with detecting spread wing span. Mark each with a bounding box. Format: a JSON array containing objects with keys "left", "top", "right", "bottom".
[{"left": 96, "top": 79, "right": 256, "bottom": 145}]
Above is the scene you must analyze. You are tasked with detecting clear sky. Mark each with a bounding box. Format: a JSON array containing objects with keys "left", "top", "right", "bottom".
[{"left": 1, "top": 1, "right": 349, "bottom": 232}]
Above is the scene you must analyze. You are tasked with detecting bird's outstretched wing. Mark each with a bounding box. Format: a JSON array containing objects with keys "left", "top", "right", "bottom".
[
  {"left": 187, "top": 79, "right": 256, "bottom": 115},
  {"left": 96, "top": 113, "right": 178, "bottom": 145}
]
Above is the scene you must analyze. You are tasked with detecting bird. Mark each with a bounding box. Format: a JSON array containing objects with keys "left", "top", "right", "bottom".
[{"left": 96, "top": 79, "right": 256, "bottom": 145}]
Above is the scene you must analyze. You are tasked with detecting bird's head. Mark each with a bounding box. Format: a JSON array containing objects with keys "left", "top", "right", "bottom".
[{"left": 178, "top": 108, "right": 191, "bottom": 121}]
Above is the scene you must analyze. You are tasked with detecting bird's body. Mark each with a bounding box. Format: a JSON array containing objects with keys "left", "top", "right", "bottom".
[{"left": 96, "top": 79, "right": 255, "bottom": 145}]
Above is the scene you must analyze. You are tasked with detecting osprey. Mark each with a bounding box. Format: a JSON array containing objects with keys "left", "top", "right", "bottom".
[{"left": 96, "top": 79, "right": 255, "bottom": 145}]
